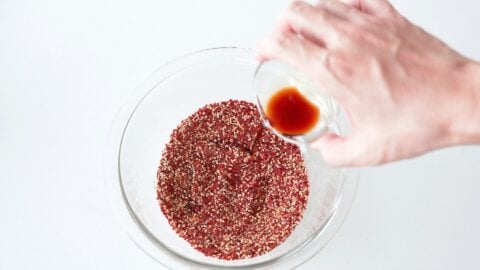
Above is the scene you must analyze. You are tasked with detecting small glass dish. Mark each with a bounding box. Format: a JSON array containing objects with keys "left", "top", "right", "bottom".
[
  {"left": 254, "top": 60, "right": 339, "bottom": 144},
  {"left": 105, "top": 47, "right": 358, "bottom": 270}
]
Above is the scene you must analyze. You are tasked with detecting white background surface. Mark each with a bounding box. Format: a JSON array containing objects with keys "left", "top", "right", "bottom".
[{"left": 1, "top": 0, "right": 480, "bottom": 269}]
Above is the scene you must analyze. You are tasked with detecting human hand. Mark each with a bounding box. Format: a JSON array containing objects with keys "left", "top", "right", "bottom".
[{"left": 256, "top": 0, "right": 480, "bottom": 166}]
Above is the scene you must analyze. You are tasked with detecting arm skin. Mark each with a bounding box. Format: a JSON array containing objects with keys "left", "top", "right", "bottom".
[{"left": 256, "top": 0, "right": 480, "bottom": 167}]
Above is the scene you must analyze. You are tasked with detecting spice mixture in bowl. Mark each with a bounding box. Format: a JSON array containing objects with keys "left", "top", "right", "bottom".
[
  {"left": 105, "top": 47, "right": 358, "bottom": 270},
  {"left": 157, "top": 100, "right": 309, "bottom": 260}
]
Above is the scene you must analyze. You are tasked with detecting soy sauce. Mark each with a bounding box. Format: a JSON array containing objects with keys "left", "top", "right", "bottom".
[{"left": 265, "top": 86, "right": 320, "bottom": 136}]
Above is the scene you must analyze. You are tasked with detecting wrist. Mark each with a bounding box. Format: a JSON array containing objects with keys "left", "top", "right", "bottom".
[{"left": 448, "top": 59, "right": 480, "bottom": 146}]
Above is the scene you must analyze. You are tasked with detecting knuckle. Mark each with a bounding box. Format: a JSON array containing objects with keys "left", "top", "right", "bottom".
[
  {"left": 315, "top": 8, "right": 331, "bottom": 22},
  {"left": 325, "top": 51, "right": 354, "bottom": 79},
  {"left": 288, "top": 1, "right": 310, "bottom": 15},
  {"left": 354, "top": 16, "right": 373, "bottom": 30},
  {"left": 341, "top": 22, "right": 364, "bottom": 40},
  {"left": 274, "top": 33, "right": 294, "bottom": 49},
  {"left": 323, "top": 51, "right": 334, "bottom": 69}
]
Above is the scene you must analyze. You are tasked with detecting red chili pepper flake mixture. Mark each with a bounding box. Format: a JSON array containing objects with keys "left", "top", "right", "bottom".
[{"left": 156, "top": 100, "right": 309, "bottom": 260}]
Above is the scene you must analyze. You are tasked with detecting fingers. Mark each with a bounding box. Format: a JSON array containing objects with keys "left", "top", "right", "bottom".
[
  {"left": 282, "top": 1, "right": 346, "bottom": 47},
  {"left": 339, "top": 0, "right": 396, "bottom": 18},
  {"left": 260, "top": 1, "right": 357, "bottom": 55},
  {"left": 256, "top": 31, "right": 328, "bottom": 78},
  {"left": 315, "top": 0, "right": 362, "bottom": 20},
  {"left": 311, "top": 132, "right": 379, "bottom": 167}
]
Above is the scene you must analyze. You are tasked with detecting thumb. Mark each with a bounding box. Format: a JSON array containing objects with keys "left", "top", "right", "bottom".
[{"left": 310, "top": 132, "right": 368, "bottom": 167}]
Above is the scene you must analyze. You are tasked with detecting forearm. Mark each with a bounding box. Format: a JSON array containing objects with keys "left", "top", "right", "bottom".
[{"left": 449, "top": 60, "right": 480, "bottom": 146}]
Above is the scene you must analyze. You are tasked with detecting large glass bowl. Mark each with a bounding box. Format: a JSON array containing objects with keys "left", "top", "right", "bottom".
[{"left": 105, "top": 47, "right": 358, "bottom": 270}]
